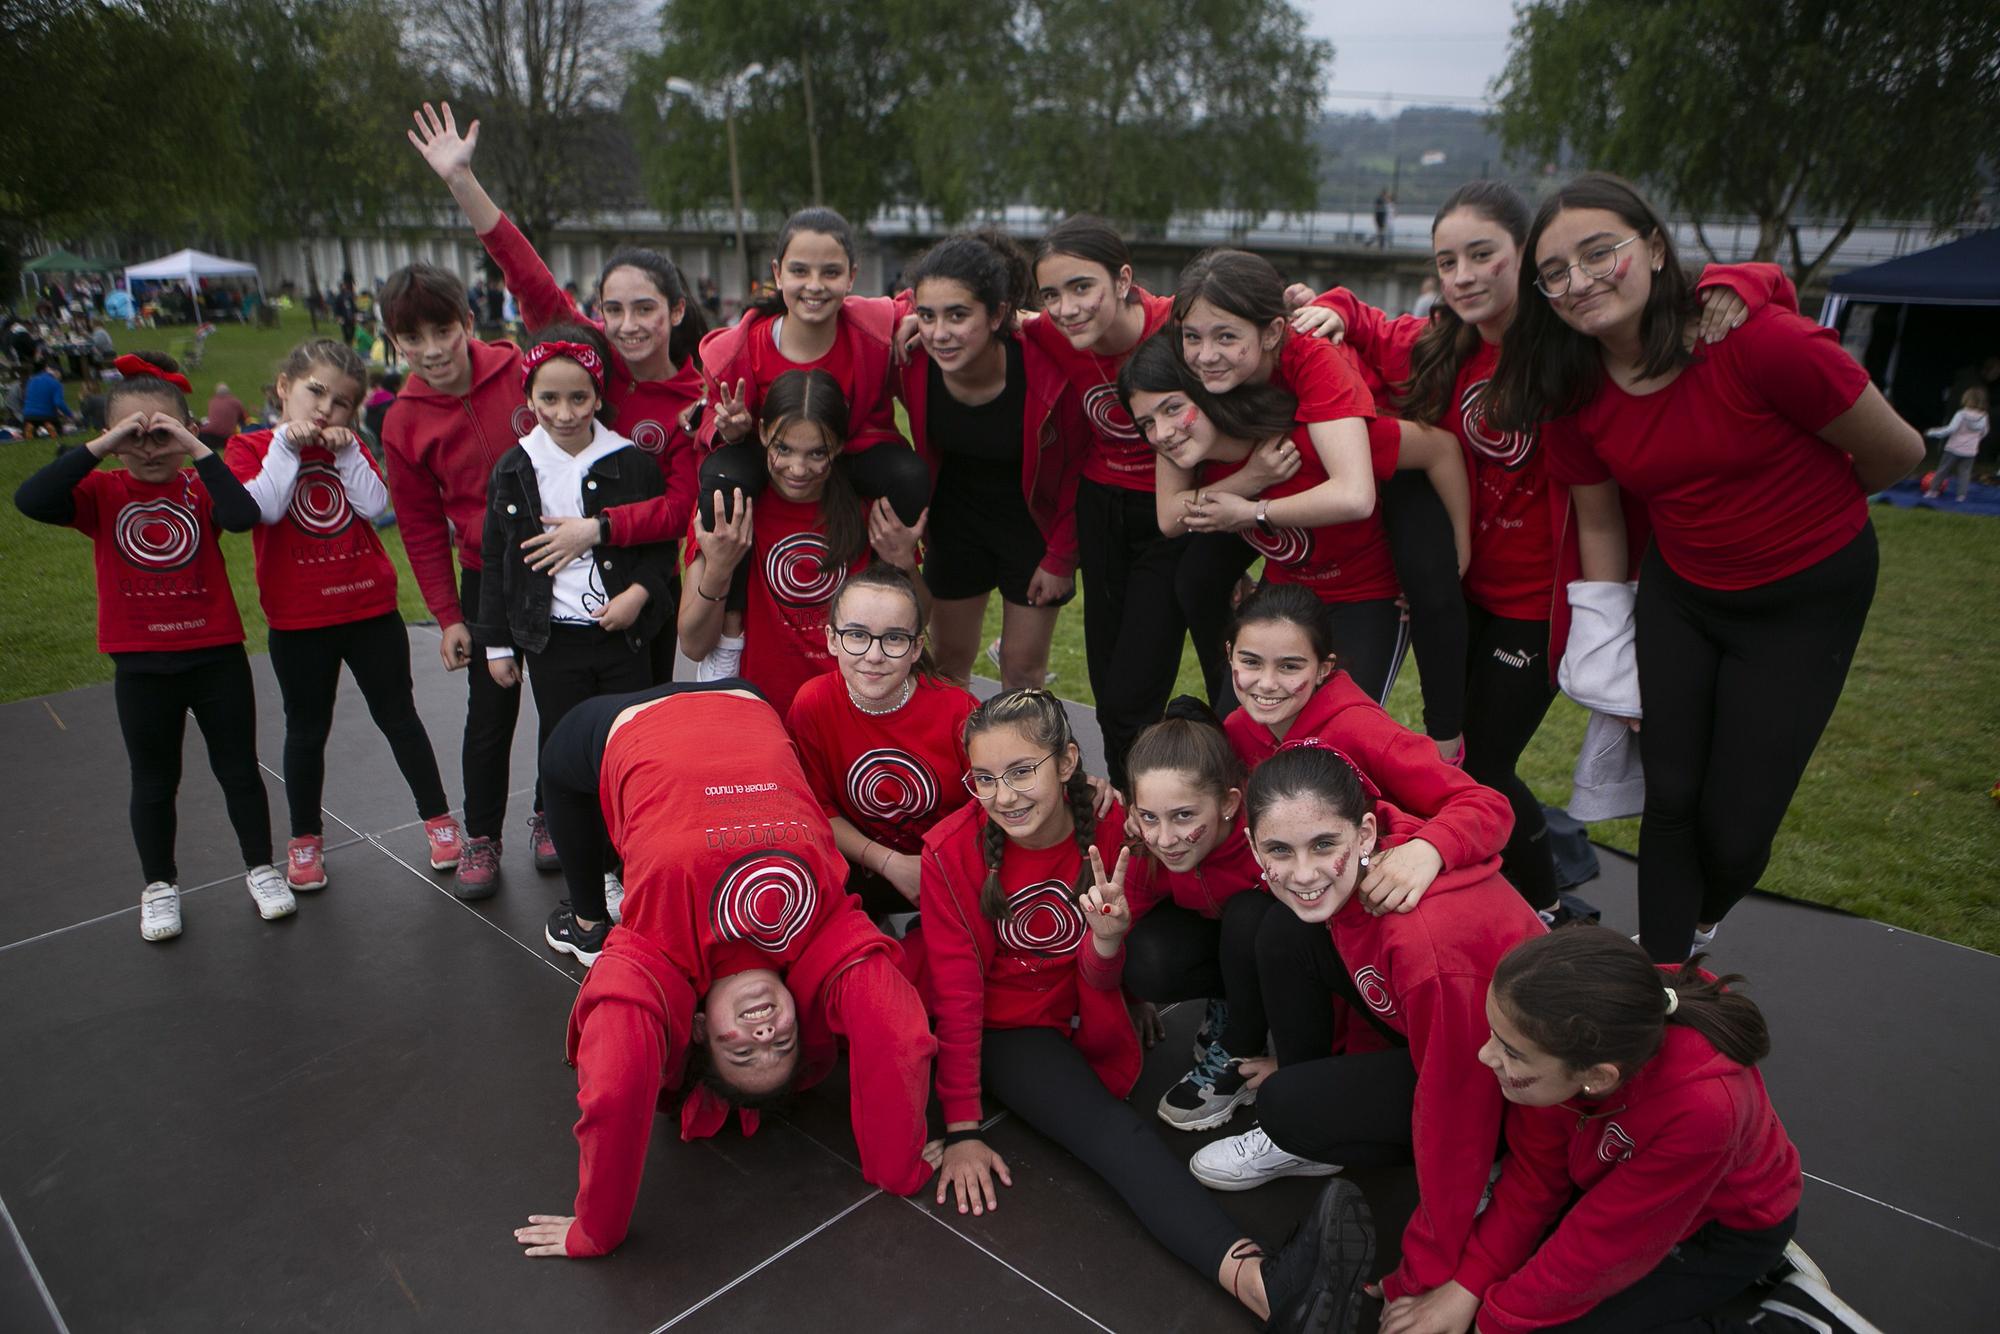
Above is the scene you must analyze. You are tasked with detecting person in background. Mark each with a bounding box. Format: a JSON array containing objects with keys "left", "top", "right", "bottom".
[
  {"left": 201, "top": 381, "right": 248, "bottom": 449},
  {"left": 1411, "top": 276, "right": 1440, "bottom": 319},
  {"left": 22, "top": 359, "right": 71, "bottom": 437},
  {"left": 1922, "top": 386, "right": 1988, "bottom": 501}
]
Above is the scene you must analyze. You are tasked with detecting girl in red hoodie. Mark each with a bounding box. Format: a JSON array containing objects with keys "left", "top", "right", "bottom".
[
  {"left": 678, "top": 370, "right": 927, "bottom": 718},
  {"left": 409, "top": 100, "right": 705, "bottom": 682},
  {"left": 1120, "top": 698, "right": 1274, "bottom": 1132},
  {"left": 920, "top": 688, "right": 1366, "bottom": 1329},
  {"left": 1376, "top": 928, "right": 1862, "bottom": 1334},
  {"left": 1191, "top": 746, "right": 1543, "bottom": 1319},
  {"left": 786, "top": 564, "right": 978, "bottom": 915},
  {"left": 895, "top": 230, "right": 1090, "bottom": 688},
  {"left": 226, "top": 337, "right": 459, "bottom": 893}
]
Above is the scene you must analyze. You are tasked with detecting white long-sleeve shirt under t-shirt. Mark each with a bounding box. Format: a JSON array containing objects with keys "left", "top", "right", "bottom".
[
  {"left": 487, "top": 420, "right": 633, "bottom": 660},
  {"left": 241, "top": 423, "right": 390, "bottom": 525}
]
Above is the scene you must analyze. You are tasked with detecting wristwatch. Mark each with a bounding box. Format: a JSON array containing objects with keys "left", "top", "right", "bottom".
[{"left": 1254, "top": 499, "right": 1275, "bottom": 536}]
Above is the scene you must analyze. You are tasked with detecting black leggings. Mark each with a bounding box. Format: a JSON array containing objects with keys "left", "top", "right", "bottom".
[
  {"left": 1076, "top": 478, "right": 1192, "bottom": 790},
  {"left": 1635, "top": 526, "right": 1877, "bottom": 961},
  {"left": 114, "top": 649, "right": 272, "bottom": 883},
  {"left": 1253, "top": 906, "right": 1419, "bottom": 1169},
  {"left": 539, "top": 680, "right": 746, "bottom": 921},
  {"left": 1538, "top": 1213, "right": 1797, "bottom": 1333},
  {"left": 267, "top": 612, "right": 448, "bottom": 837},
  {"left": 1326, "top": 597, "right": 1408, "bottom": 704},
  {"left": 459, "top": 568, "right": 528, "bottom": 840},
  {"left": 1176, "top": 531, "right": 1256, "bottom": 715},
  {"left": 982, "top": 1026, "right": 1245, "bottom": 1273},
  {"left": 522, "top": 623, "right": 654, "bottom": 824},
  {"left": 1121, "top": 892, "right": 1275, "bottom": 1058},
  {"left": 1380, "top": 470, "right": 1470, "bottom": 740},
  {"left": 1461, "top": 605, "right": 1560, "bottom": 912}
]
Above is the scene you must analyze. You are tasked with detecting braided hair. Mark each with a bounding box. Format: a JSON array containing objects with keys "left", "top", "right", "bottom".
[{"left": 963, "top": 688, "right": 1097, "bottom": 922}]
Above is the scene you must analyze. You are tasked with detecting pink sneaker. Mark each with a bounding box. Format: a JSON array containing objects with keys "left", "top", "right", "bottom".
[
  {"left": 286, "top": 835, "right": 328, "bottom": 892},
  {"left": 454, "top": 836, "right": 501, "bottom": 900},
  {"left": 423, "top": 814, "right": 464, "bottom": 871}
]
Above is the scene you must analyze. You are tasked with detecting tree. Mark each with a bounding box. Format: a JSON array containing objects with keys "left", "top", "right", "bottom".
[
  {"left": 1494, "top": 0, "right": 2000, "bottom": 288},
  {"left": 405, "top": 0, "right": 649, "bottom": 245}
]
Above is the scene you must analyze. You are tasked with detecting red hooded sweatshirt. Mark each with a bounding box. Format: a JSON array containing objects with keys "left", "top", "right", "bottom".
[
  {"left": 560, "top": 691, "right": 936, "bottom": 1257},
  {"left": 1224, "top": 672, "right": 1514, "bottom": 873},
  {"left": 477, "top": 213, "right": 702, "bottom": 548},
  {"left": 1123, "top": 809, "right": 1266, "bottom": 923},
  {"left": 1333, "top": 801, "right": 1547, "bottom": 1303},
  {"left": 895, "top": 326, "right": 1090, "bottom": 579},
  {"left": 381, "top": 336, "right": 530, "bottom": 627},
  {"left": 1456, "top": 1011, "right": 1802, "bottom": 1332},
  {"left": 1309, "top": 264, "right": 1792, "bottom": 671},
  {"left": 919, "top": 800, "right": 1142, "bottom": 1127},
  {"left": 693, "top": 297, "right": 904, "bottom": 457}
]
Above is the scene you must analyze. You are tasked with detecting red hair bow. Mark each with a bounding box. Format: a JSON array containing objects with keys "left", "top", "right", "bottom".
[
  {"left": 522, "top": 340, "right": 605, "bottom": 393},
  {"left": 112, "top": 354, "right": 192, "bottom": 393}
]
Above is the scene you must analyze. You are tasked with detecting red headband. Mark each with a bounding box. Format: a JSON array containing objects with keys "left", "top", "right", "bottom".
[
  {"left": 522, "top": 340, "right": 605, "bottom": 394},
  {"left": 113, "top": 354, "right": 192, "bottom": 394}
]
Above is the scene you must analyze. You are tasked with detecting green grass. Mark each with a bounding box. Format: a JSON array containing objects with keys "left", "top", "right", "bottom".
[{"left": 7, "top": 316, "right": 1997, "bottom": 951}]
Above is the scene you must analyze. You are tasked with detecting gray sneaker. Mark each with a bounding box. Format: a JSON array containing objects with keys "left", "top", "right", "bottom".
[{"left": 1158, "top": 1045, "right": 1258, "bottom": 1131}]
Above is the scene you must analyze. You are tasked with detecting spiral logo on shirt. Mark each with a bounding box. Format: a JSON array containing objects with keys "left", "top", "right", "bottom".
[
  {"left": 628, "top": 419, "right": 670, "bottom": 454},
  {"left": 1353, "top": 965, "right": 1397, "bottom": 1016},
  {"left": 845, "top": 748, "right": 939, "bottom": 825},
  {"left": 1597, "top": 1122, "right": 1636, "bottom": 1164},
  {"left": 996, "top": 878, "right": 1087, "bottom": 956},
  {"left": 286, "top": 460, "right": 354, "bottom": 537},
  {"left": 711, "top": 850, "right": 820, "bottom": 953},
  {"left": 511, "top": 404, "right": 537, "bottom": 438},
  {"left": 113, "top": 498, "right": 200, "bottom": 571},
  {"left": 1082, "top": 382, "right": 1140, "bottom": 443},
  {"left": 763, "top": 531, "right": 839, "bottom": 607},
  {"left": 1245, "top": 523, "right": 1311, "bottom": 568},
  {"left": 1459, "top": 379, "right": 1535, "bottom": 469}
]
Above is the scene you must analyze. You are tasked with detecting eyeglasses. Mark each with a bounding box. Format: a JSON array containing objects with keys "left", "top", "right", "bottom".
[
  {"left": 962, "top": 751, "right": 1058, "bottom": 799},
  {"left": 836, "top": 627, "right": 918, "bottom": 659},
  {"left": 1534, "top": 234, "right": 1642, "bottom": 299}
]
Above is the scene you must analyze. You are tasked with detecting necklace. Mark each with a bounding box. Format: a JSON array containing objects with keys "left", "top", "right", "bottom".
[{"left": 847, "top": 677, "right": 914, "bottom": 716}]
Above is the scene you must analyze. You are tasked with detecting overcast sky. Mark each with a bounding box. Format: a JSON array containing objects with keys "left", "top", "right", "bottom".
[{"left": 1297, "top": 0, "right": 1518, "bottom": 115}]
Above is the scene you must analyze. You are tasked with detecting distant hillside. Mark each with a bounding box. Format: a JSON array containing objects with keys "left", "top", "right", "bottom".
[{"left": 1311, "top": 108, "right": 1548, "bottom": 213}]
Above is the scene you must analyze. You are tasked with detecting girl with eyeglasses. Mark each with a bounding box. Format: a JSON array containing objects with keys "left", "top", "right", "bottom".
[
  {"left": 786, "top": 566, "right": 978, "bottom": 915},
  {"left": 919, "top": 688, "right": 1360, "bottom": 1327},
  {"left": 1483, "top": 173, "right": 1924, "bottom": 963},
  {"left": 678, "top": 369, "right": 928, "bottom": 718}
]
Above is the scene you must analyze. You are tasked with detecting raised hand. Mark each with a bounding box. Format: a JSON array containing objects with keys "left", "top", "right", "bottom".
[
  {"left": 408, "top": 101, "right": 480, "bottom": 180},
  {"left": 1078, "top": 845, "right": 1133, "bottom": 945},
  {"left": 87, "top": 411, "right": 150, "bottom": 460},
  {"left": 712, "top": 378, "right": 753, "bottom": 443},
  {"left": 694, "top": 489, "right": 754, "bottom": 575}
]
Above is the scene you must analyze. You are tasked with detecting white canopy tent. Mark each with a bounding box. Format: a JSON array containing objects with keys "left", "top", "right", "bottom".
[{"left": 122, "top": 248, "right": 264, "bottom": 310}]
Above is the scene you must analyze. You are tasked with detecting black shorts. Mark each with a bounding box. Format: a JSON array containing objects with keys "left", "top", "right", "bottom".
[{"left": 923, "top": 455, "right": 1074, "bottom": 606}]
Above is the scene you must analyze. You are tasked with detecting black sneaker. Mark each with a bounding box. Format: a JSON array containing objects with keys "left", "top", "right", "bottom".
[
  {"left": 545, "top": 903, "right": 609, "bottom": 966},
  {"left": 1259, "top": 1178, "right": 1375, "bottom": 1333},
  {"left": 1192, "top": 997, "right": 1228, "bottom": 1062},
  {"left": 1757, "top": 1274, "right": 1886, "bottom": 1333},
  {"left": 1158, "top": 1046, "right": 1257, "bottom": 1131}
]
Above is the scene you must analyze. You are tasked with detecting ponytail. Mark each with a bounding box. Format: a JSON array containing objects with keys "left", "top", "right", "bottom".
[{"left": 1127, "top": 696, "right": 1244, "bottom": 803}]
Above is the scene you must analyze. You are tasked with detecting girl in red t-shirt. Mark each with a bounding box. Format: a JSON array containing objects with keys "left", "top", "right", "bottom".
[
  {"left": 227, "top": 337, "right": 460, "bottom": 894},
  {"left": 1483, "top": 173, "right": 1923, "bottom": 963},
  {"left": 1120, "top": 331, "right": 1409, "bottom": 700},
  {"left": 13, "top": 354, "right": 291, "bottom": 941},
  {"left": 679, "top": 370, "right": 927, "bottom": 718},
  {"left": 786, "top": 565, "right": 978, "bottom": 915},
  {"left": 920, "top": 688, "right": 1363, "bottom": 1327}
]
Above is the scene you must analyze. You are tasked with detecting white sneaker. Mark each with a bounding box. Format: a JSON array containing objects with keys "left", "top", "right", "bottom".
[
  {"left": 140, "top": 882, "right": 182, "bottom": 942},
  {"left": 1691, "top": 922, "right": 1719, "bottom": 954},
  {"left": 694, "top": 634, "right": 745, "bottom": 682},
  {"left": 603, "top": 870, "right": 624, "bottom": 926},
  {"left": 1189, "top": 1125, "right": 1340, "bottom": 1192},
  {"left": 1758, "top": 1273, "right": 1886, "bottom": 1333},
  {"left": 245, "top": 864, "right": 297, "bottom": 920}
]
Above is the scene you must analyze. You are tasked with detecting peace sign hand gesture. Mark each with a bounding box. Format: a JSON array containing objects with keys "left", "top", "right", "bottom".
[
  {"left": 1078, "top": 846, "right": 1133, "bottom": 949},
  {"left": 408, "top": 101, "right": 480, "bottom": 181},
  {"left": 712, "top": 378, "right": 753, "bottom": 443}
]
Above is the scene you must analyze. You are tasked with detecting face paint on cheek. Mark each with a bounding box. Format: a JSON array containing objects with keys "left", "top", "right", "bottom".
[
  {"left": 1182, "top": 826, "right": 1208, "bottom": 850},
  {"left": 1329, "top": 851, "right": 1349, "bottom": 879},
  {"left": 1179, "top": 406, "right": 1200, "bottom": 432},
  {"left": 1502, "top": 1071, "right": 1540, "bottom": 1091},
  {"left": 1611, "top": 253, "right": 1633, "bottom": 282}
]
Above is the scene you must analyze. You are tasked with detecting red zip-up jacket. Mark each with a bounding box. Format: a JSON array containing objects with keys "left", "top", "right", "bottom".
[
  {"left": 918, "top": 801, "right": 1142, "bottom": 1127},
  {"left": 561, "top": 915, "right": 936, "bottom": 1257},
  {"left": 1224, "top": 672, "right": 1513, "bottom": 872},
  {"left": 477, "top": 213, "right": 702, "bottom": 547},
  {"left": 381, "top": 337, "right": 530, "bottom": 627},
  {"left": 693, "top": 298, "right": 904, "bottom": 456},
  {"left": 1123, "top": 809, "right": 1265, "bottom": 923},
  {"left": 894, "top": 327, "right": 1090, "bottom": 579},
  {"left": 1336, "top": 801, "right": 1546, "bottom": 1303},
  {"left": 1456, "top": 1014, "right": 1802, "bottom": 1332}
]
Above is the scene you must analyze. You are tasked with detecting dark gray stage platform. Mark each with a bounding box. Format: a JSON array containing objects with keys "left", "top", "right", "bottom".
[{"left": 1, "top": 628, "right": 1992, "bottom": 1332}]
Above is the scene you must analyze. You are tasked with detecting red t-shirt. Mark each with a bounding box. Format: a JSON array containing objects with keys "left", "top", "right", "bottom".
[
  {"left": 745, "top": 320, "right": 857, "bottom": 416},
  {"left": 1541, "top": 307, "right": 1870, "bottom": 591},
  {"left": 600, "top": 691, "right": 850, "bottom": 983},
  {"left": 980, "top": 828, "right": 1102, "bottom": 1033},
  {"left": 1447, "top": 340, "right": 1558, "bottom": 619},
  {"left": 1025, "top": 290, "right": 1174, "bottom": 492},
  {"left": 1202, "top": 423, "right": 1400, "bottom": 603},
  {"left": 1270, "top": 335, "right": 1377, "bottom": 424},
  {"left": 786, "top": 671, "right": 977, "bottom": 854},
  {"left": 68, "top": 467, "right": 246, "bottom": 653},
  {"left": 225, "top": 429, "right": 400, "bottom": 630}
]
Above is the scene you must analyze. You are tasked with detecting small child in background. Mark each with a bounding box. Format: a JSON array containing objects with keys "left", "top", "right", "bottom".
[{"left": 1923, "top": 386, "right": 1989, "bottom": 501}]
